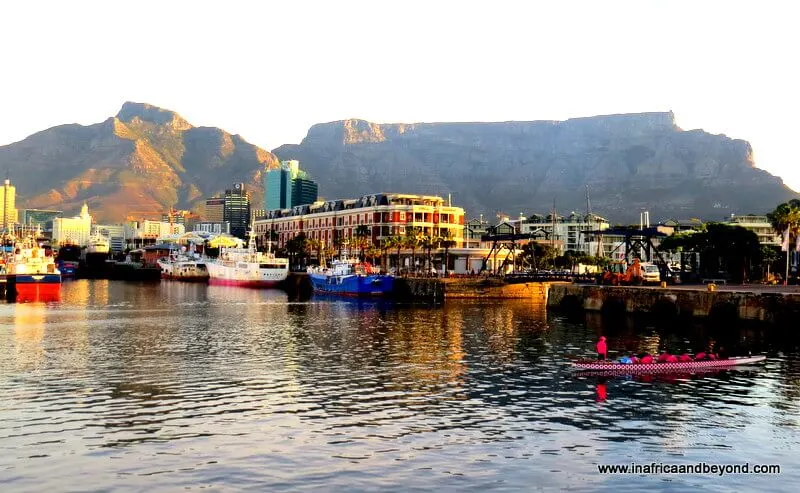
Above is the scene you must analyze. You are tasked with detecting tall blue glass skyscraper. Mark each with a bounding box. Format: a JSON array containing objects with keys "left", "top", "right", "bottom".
[{"left": 265, "top": 160, "right": 318, "bottom": 211}]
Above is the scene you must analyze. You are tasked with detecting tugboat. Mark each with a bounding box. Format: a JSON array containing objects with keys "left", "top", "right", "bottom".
[
  {"left": 205, "top": 231, "right": 289, "bottom": 288},
  {"left": 3, "top": 235, "right": 61, "bottom": 300},
  {"left": 307, "top": 255, "right": 395, "bottom": 296}
]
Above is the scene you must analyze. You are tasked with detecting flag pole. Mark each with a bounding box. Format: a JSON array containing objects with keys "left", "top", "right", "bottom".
[{"left": 786, "top": 249, "right": 790, "bottom": 286}]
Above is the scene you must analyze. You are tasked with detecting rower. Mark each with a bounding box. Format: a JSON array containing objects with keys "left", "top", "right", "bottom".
[{"left": 596, "top": 336, "right": 608, "bottom": 360}]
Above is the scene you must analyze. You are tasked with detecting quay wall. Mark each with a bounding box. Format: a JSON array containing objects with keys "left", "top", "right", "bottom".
[
  {"left": 395, "top": 278, "right": 552, "bottom": 302},
  {"left": 547, "top": 284, "right": 800, "bottom": 324}
]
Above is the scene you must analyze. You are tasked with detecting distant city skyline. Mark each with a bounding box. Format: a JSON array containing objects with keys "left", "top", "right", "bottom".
[{"left": 1, "top": 1, "right": 798, "bottom": 192}]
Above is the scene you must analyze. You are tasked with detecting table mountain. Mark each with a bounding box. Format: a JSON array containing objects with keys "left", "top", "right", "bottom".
[
  {"left": 0, "top": 102, "right": 278, "bottom": 222},
  {"left": 273, "top": 113, "right": 799, "bottom": 223},
  {"left": 2, "top": 105, "right": 797, "bottom": 224}
]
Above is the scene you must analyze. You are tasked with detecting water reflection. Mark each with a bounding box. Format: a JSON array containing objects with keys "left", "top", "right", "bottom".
[{"left": 0, "top": 281, "right": 798, "bottom": 491}]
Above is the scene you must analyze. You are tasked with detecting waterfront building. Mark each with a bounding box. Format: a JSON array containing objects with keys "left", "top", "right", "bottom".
[
  {"left": 463, "top": 216, "right": 491, "bottom": 248},
  {"left": 193, "top": 222, "right": 231, "bottom": 235},
  {"left": 519, "top": 212, "right": 614, "bottom": 256},
  {"left": 723, "top": 214, "right": 781, "bottom": 246},
  {"left": 251, "top": 209, "right": 266, "bottom": 224},
  {"left": 255, "top": 193, "right": 465, "bottom": 251},
  {"left": 52, "top": 203, "right": 92, "bottom": 247},
  {"left": 92, "top": 224, "right": 126, "bottom": 252},
  {"left": 265, "top": 160, "right": 318, "bottom": 210},
  {"left": 23, "top": 209, "right": 62, "bottom": 231},
  {"left": 661, "top": 218, "right": 704, "bottom": 234},
  {"left": 194, "top": 222, "right": 231, "bottom": 235},
  {"left": 124, "top": 220, "right": 185, "bottom": 249},
  {"left": 1, "top": 178, "right": 18, "bottom": 231}
]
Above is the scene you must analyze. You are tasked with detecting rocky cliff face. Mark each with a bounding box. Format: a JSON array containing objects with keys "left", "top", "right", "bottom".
[
  {"left": 0, "top": 102, "right": 278, "bottom": 222},
  {"left": 2, "top": 106, "right": 796, "bottom": 225},
  {"left": 274, "top": 112, "right": 798, "bottom": 222}
]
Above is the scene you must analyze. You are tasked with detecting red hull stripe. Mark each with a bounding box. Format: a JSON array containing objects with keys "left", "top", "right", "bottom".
[{"left": 208, "top": 278, "right": 282, "bottom": 288}]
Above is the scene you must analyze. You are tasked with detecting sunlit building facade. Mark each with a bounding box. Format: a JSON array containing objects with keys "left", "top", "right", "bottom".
[
  {"left": 1, "top": 179, "right": 18, "bottom": 231},
  {"left": 254, "top": 193, "right": 465, "bottom": 249},
  {"left": 52, "top": 203, "right": 92, "bottom": 247},
  {"left": 723, "top": 214, "right": 781, "bottom": 246}
]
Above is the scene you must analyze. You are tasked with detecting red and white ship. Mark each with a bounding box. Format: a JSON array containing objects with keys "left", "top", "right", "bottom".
[
  {"left": 205, "top": 232, "right": 288, "bottom": 288},
  {"left": 2, "top": 235, "right": 62, "bottom": 300}
]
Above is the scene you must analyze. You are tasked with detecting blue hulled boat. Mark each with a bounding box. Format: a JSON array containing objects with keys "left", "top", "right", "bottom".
[{"left": 308, "top": 259, "right": 394, "bottom": 296}]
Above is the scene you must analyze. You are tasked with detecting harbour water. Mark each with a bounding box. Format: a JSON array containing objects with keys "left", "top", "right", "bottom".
[{"left": 1, "top": 280, "right": 798, "bottom": 491}]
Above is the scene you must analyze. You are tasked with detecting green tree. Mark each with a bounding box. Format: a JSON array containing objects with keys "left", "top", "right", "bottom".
[
  {"left": 439, "top": 230, "right": 456, "bottom": 274},
  {"left": 767, "top": 200, "right": 800, "bottom": 281},
  {"left": 285, "top": 233, "right": 308, "bottom": 267},
  {"left": 354, "top": 225, "right": 371, "bottom": 261},
  {"left": 760, "top": 245, "right": 780, "bottom": 281},
  {"left": 405, "top": 227, "right": 422, "bottom": 273},
  {"left": 520, "top": 242, "right": 557, "bottom": 271},
  {"left": 660, "top": 223, "right": 760, "bottom": 282},
  {"left": 387, "top": 235, "right": 404, "bottom": 273},
  {"left": 332, "top": 230, "right": 344, "bottom": 258},
  {"left": 420, "top": 234, "right": 439, "bottom": 274},
  {"left": 305, "top": 238, "right": 324, "bottom": 266}
]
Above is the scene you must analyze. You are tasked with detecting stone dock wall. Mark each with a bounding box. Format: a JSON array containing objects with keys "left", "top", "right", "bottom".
[
  {"left": 547, "top": 284, "right": 800, "bottom": 324},
  {"left": 289, "top": 273, "right": 800, "bottom": 324},
  {"left": 395, "top": 278, "right": 550, "bottom": 302}
]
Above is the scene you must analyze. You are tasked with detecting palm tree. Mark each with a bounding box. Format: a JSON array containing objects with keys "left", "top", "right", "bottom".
[
  {"left": 439, "top": 230, "right": 456, "bottom": 274},
  {"left": 388, "top": 235, "right": 404, "bottom": 273},
  {"left": 380, "top": 237, "right": 393, "bottom": 272},
  {"left": 405, "top": 227, "right": 422, "bottom": 274},
  {"left": 366, "top": 245, "right": 381, "bottom": 266},
  {"left": 767, "top": 200, "right": 800, "bottom": 242},
  {"left": 305, "top": 238, "right": 323, "bottom": 266},
  {"left": 768, "top": 200, "right": 800, "bottom": 282},
  {"left": 332, "top": 231, "right": 344, "bottom": 258},
  {"left": 355, "top": 225, "right": 371, "bottom": 261},
  {"left": 420, "top": 234, "right": 438, "bottom": 275}
]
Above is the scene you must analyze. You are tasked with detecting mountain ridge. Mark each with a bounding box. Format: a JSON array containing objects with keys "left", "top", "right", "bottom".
[
  {"left": 1, "top": 103, "right": 796, "bottom": 224},
  {"left": 274, "top": 112, "right": 794, "bottom": 222},
  {"left": 0, "top": 102, "right": 279, "bottom": 222}
]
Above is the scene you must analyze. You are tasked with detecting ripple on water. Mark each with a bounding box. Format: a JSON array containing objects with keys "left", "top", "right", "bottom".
[{"left": 0, "top": 281, "right": 799, "bottom": 491}]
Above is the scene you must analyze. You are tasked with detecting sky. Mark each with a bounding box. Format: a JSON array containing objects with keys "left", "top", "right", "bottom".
[{"left": 2, "top": 0, "right": 798, "bottom": 191}]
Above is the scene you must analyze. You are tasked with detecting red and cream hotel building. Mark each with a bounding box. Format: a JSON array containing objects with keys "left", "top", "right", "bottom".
[{"left": 253, "top": 193, "right": 465, "bottom": 248}]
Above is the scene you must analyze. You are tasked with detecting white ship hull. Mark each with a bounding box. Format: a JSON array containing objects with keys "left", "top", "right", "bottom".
[
  {"left": 158, "top": 258, "right": 209, "bottom": 282},
  {"left": 206, "top": 261, "right": 288, "bottom": 287}
]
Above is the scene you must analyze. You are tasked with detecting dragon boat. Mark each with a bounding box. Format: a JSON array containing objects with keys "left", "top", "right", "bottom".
[{"left": 571, "top": 355, "right": 766, "bottom": 373}]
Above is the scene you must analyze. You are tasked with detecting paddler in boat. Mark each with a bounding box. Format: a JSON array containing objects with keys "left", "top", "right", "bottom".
[{"left": 596, "top": 336, "right": 608, "bottom": 360}]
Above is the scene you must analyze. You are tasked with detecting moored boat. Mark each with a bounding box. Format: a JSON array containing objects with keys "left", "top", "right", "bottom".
[
  {"left": 2, "top": 236, "right": 62, "bottom": 298},
  {"left": 158, "top": 250, "right": 209, "bottom": 282},
  {"left": 571, "top": 355, "right": 766, "bottom": 373},
  {"left": 205, "top": 232, "right": 289, "bottom": 288},
  {"left": 56, "top": 243, "right": 82, "bottom": 279},
  {"left": 307, "top": 258, "right": 394, "bottom": 296}
]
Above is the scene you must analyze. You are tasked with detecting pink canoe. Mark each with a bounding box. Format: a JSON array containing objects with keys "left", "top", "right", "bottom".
[{"left": 571, "top": 355, "right": 766, "bottom": 373}]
